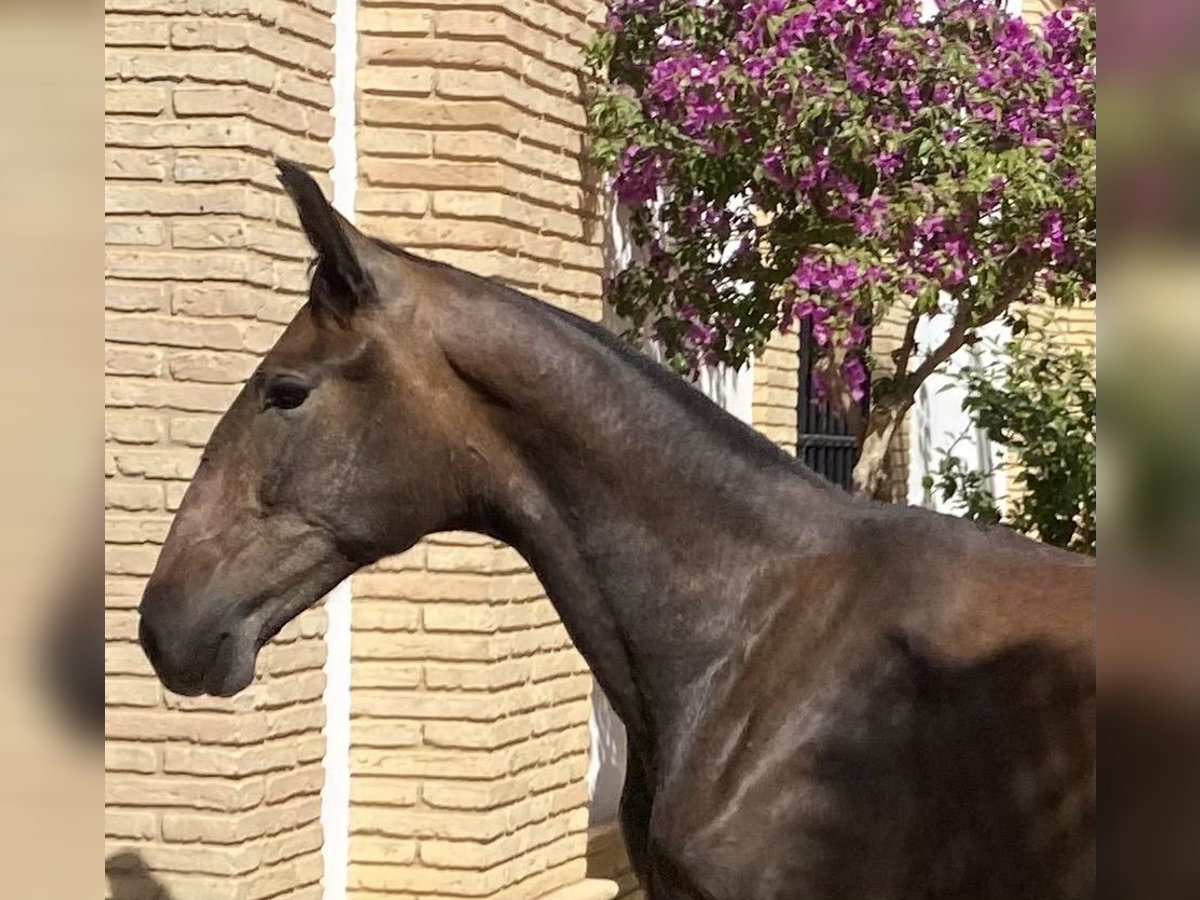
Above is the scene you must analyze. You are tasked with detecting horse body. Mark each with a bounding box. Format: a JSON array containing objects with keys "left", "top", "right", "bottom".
[
  {"left": 138, "top": 161, "right": 1095, "bottom": 899},
  {"left": 641, "top": 515, "right": 1093, "bottom": 899}
]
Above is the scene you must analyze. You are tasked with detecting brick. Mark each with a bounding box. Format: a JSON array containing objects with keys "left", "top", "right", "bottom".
[
  {"left": 357, "top": 67, "right": 435, "bottom": 101},
  {"left": 425, "top": 718, "right": 532, "bottom": 751},
  {"left": 431, "top": 190, "right": 508, "bottom": 220},
  {"left": 423, "top": 602, "right": 501, "bottom": 633},
  {"left": 350, "top": 719, "right": 423, "bottom": 748},
  {"left": 424, "top": 660, "right": 527, "bottom": 691},
  {"left": 168, "top": 19, "right": 250, "bottom": 50},
  {"left": 113, "top": 449, "right": 200, "bottom": 480},
  {"left": 264, "top": 703, "right": 324, "bottom": 739},
  {"left": 359, "top": 36, "right": 520, "bottom": 72},
  {"left": 106, "top": 217, "right": 167, "bottom": 246},
  {"left": 242, "top": 322, "right": 285, "bottom": 353},
  {"left": 105, "top": 515, "right": 172, "bottom": 544},
  {"left": 351, "top": 660, "right": 423, "bottom": 692},
  {"left": 346, "top": 777, "right": 420, "bottom": 814},
  {"left": 278, "top": 71, "right": 333, "bottom": 110},
  {"left": 161, "top": 796, "right": 321, "bottom": 844},
  {"left": 111, "top": 379, "right": 242, "bottom": 415},
  {"left": 356, "top": 129, "right": 433, "bottom": 158},
  {"left": 164, "top": 744, "right": 289, "bottom": 778},
  {"left": 105, "top": 609, "right": 142, "bottom": 642},
  {"left": 106, "top": 544, "right": 161, "bottom": 576},
  {"left": 169, "top": 415, "right": 219, "bottom": 447},
  {"left": 362, "top": 158, "right": 506, "bottom": 192},
  {"left": 351, "top": 747, "right": 508, "bottom": 781},
  {"left": 349, "top": 837, "right": 419, "bottom": 865},
  {"left": 248, "top": 28, "right": 332, "bottom": 75},
  {"left": 107, "top": 775, "right": 266, "bottom": 811},
  {"left": 422, "top": 777, "right": 530, "bottom": 812},
  {"left": 106, "top": 51, "right": 277, "bottom": 90},
  {"left": 279, "top": 4, "right": 335, "bottom": 44},
  {"left": 106, "top": 249, "right": 271, "bottom": 284},
  {"left": 107, "top": 282, "right": 169, "bottom": 312},
  {"left": 106, "top": 643, "right": 156, "bottom": 678},
  {"left": 106, "top": 840, "right": 263, "bottom": 877},
  {"left": 106, "top": 17, "right": 172, "bottom": 46},
  {"left": 360, "top": 97, "right": 520, "bottom": 136},
  {"left": 106, "top": 85, "right": 170, "bottom": 115},
  {"left": 174, "top": 88, "right": 309, "bottom": 134},
  {"left": 105, "top": 148, "right": 170, "bottom": 182},
  {"left": 265, "top": 766, "right": 323, "bottom": 804},
  {"left": 171, "top": 220, "right": 247, "bottom": 249},
  {"left": 352, "top": 690, "right": 506, "bottom": 723},
  {"left": 106, "top": 345, "right": 164, "bottom": 377},
  {"left": 106, "top": 742, "right": 159, "bottom": 774},
  {"left": 106, "top": 809, "right": 160, "bottom": 841},
  {"left": 106, "top": 316, "right": 244, "bottom": 351},
  {"left": 105, "top": 481, "right": 164, "bottom": 512},
  {"left": 350, "top": 806, "right": 507, "bottom": 843},
  {"left": 168, "top": 350, "right": 257, "bottom": 384},
  {"left": 106, "top": 117, "right": 250, "bottom": 154},
  {"left": 173, "top": 284, "right": 268, "bottom": 318},
  {"left": 106, "top": 183, "right": 259, "bottom": 216},
  {"left": 433, "top": 130, "right": 509, "bottom": 162},
  {"left": 350, "top": 600, "right": 422, "bottom": 632},
  {"left": 357, "top": 8, "right": 434, "bottom": 35},
  {"left": 355, "top": 189, "right": 430, "bottom": 217}
]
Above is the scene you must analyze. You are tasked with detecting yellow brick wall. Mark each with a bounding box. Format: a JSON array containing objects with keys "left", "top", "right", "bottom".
[
  {"left": 585, "top": 824, "right": 641, "bottom": 899},
  {"left": 752, "top": 331, "right": 800, "bottom": 456},
  {"left": 104, "top": 1, "right": 335, "bottom": 897},
  {"left": 347, "top": 2, "right": 607, "bottom": 897}
]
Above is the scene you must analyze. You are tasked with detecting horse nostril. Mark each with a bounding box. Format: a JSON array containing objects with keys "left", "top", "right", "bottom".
[{"left": 138, "top": 615, "right": 161, "bottom": 668}]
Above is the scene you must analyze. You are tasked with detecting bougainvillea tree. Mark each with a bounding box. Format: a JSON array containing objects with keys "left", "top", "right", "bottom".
[{"left": 586, "top": 0, "right": 1095, "bottom": 496}]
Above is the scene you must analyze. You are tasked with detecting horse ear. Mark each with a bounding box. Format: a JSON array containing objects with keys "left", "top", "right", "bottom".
[{"left": 276, "top": 158, "right": 376, "bottom": 321}]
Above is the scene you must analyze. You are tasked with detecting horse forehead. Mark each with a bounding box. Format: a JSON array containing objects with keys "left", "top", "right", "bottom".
[{"left": 265, "top": 307, "right": 363, "bottom": 369}]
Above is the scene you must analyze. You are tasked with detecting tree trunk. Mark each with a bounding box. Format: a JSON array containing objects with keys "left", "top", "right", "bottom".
[{"left": 851, "top": 397, "right": 911, "bottom": 501}]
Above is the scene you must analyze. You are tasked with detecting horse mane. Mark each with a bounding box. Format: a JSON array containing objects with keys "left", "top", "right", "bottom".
[{"left": 373, "top": 238, "right": 836, "bottom": 491}]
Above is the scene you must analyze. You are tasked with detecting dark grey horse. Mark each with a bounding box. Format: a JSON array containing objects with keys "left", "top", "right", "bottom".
[{"left": 138, "top": 161, "right": 1096, "bottom": 899}]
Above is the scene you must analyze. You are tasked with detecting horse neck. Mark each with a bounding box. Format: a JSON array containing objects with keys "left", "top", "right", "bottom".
[{"left": 429, "top": 276, "right": 836, "bottom": 765}]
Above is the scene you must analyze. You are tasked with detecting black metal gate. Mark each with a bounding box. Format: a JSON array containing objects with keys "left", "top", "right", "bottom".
[{"left": 795, "top": 317, "right": 869, "bottom": 491}]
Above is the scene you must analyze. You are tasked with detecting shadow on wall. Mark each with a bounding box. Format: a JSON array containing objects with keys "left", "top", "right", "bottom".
[{"left": 106, "top": 852, "right": 175, "bottom": 900}]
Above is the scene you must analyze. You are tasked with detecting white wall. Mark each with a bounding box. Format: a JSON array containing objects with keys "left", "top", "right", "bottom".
[{"left": 320, "top": 0, "right": 356, "bottom": 893}]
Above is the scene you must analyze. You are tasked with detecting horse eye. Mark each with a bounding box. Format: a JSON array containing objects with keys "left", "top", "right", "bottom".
[{"left": 266, "top": 381, "right": 310, "bottom": 410}]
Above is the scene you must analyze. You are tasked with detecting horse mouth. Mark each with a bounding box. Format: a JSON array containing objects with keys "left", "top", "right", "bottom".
[{"left": 202, "top": 627, "right": 259, "bottom": 697}]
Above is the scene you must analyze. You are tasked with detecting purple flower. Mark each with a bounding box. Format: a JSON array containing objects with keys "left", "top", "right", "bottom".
[
  {"left": 842, "top": 357, "right": 868, "bottom": 402},
  {"left": 763, "top": 146, "right": 791, "bottom": 188},
  {"left": 744, "top": 55, "right": 774, "bottom": 81},
  {"left": 843, "top": 323, "right": 869, "bottom": 348},
  {"left": 811, "top": 307, "right": 833, "bottom": 346},
  {"left": 782, "top": 9, "right": 816, "bottom": 44},
  {"left": 614, "top": 146, "right": 662, "bottom": 206},
  {"left": 845, "top": 63, "right": 871, "bottom": 93}
]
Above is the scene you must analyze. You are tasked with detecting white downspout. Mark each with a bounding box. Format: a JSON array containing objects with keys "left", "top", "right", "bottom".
[{"left": 321, "top": 0, "right": 356, "bottom": 894}]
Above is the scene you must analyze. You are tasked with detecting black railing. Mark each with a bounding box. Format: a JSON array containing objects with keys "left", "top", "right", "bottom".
[{"left": 796, "top": 317, "right": 869, "bottom": 491}]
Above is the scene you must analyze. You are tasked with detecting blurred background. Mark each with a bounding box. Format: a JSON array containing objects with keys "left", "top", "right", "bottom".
[
  {"left": 2, "top": 0, "right": 1199, "bottom": 895},
  {"left": 0, "top": 1, "right": 98, "bottom": 898}
]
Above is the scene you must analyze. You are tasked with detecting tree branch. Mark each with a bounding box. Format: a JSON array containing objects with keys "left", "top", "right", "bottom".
[
  {"left": 892, "top": 313, "right": 920, "bottom": 379},
  {"left": 909, "top": 253, "right": 1041, "bottom": 387}
]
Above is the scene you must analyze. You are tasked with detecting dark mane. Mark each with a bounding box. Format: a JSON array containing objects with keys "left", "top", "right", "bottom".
[{"left": 377, "top": 239, "right": 837, "bottom": 491}]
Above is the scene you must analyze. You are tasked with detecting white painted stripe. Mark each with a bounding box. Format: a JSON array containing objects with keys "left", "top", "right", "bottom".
[{"left": 321, "top": 0, "right": 356, "bottom": 894}]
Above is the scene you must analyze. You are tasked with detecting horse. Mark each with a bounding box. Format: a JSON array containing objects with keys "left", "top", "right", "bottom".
[{"left": 138, "top": 159, "right": 1096, "bottom": 899}]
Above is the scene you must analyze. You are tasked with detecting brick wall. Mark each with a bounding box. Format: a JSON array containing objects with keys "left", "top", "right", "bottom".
[
  {"left": 346, "top": 1, "right": 607, "bottom": 897},
  {"left": 752, "top": 332, "right": 800, "bottom": 457},
  {"left": 104, "top": 1, "right": 335, "bottom": 897}
]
